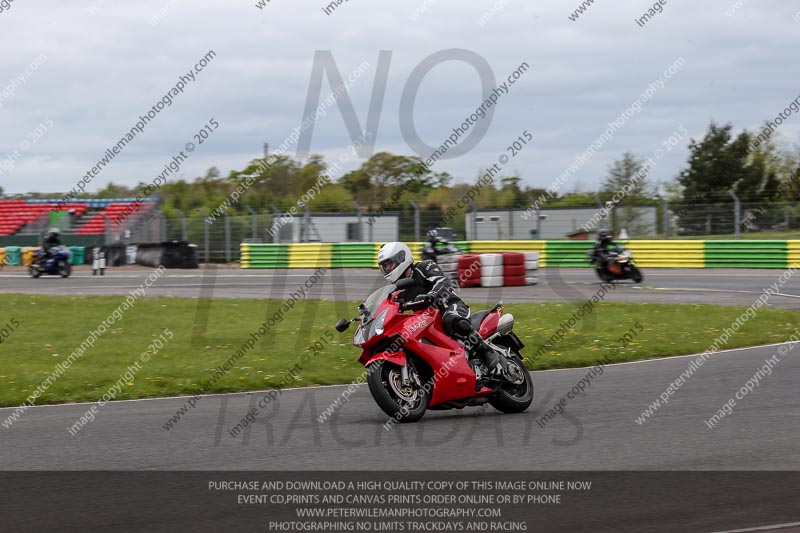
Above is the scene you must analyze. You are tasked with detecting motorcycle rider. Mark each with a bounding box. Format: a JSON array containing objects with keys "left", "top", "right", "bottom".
[
  {"left": 592, "top": 229, "right": 620, "bottom": 268},
  {"left": 377, "top": 241, "right": 504, "bottom": 375},
  {"left": 421, "top": 229, "right": 442, "bottom": 262},
  {"left": 40, "top": 228, "right": 62, "bottom": 265}
]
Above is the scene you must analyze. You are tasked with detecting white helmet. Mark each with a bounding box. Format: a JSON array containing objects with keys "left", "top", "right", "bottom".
[{"left": 377, "top": 242, "right": 413, "bottom": 284}]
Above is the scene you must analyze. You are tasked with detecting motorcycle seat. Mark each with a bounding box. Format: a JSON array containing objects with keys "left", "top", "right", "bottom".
[{"left": 470, "top": 310, "right": 490, "bottom": 330}]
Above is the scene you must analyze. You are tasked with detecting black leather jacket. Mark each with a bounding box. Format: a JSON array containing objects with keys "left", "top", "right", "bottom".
[
  {"left": 43, "top": 235, "right": 62, "bottom": 251},
  {"left": 398, "top": 260, "right": 460, "bottom": 308},
  {"left": 593, "top": 240, "right": 621, "bottom": 263}
]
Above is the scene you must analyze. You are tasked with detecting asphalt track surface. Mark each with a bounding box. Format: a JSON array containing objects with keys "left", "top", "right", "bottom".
[
  {"left": 2, "top": 265, "right": 800, "bottom": 309},
  {"left": 2, "top": 266, "right": 799, "bottom": 530},
  {"left": 1, "top": 266, "right": 798, "bottom": 471}
]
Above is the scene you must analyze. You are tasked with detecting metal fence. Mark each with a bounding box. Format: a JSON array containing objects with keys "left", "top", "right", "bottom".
[{"left": 106, "top": 200, "right": 800, "bottom": 263}]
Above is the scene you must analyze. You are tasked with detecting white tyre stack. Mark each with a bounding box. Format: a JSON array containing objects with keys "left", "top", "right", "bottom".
[
  {"left": 479, "top": 253, "right": 504, "bottom": 287},
  {"left": 524, "top": 251, "right": 539, "bottom": 285}
]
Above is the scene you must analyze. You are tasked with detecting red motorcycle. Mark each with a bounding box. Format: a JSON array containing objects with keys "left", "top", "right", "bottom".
[{"left": 334, "top": 277, "right": 534, "bottom": 423}]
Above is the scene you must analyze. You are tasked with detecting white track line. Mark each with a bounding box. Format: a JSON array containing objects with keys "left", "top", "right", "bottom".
[
  {"left": 649, "top": 286, "right": 800, "bottom": 299},
  {"left": 0, "top": 340, "right": 794, "bottom": 412},
  {"left": 709, "top": 522, "right": 800, "bottom": 533}
]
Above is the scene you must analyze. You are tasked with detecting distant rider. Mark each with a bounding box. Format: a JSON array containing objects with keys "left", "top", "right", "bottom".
[
  {"left": 41, "top": 228, "right": 62, "bottom": 264},
  {"left": 592, "top": 229, "right": 621, "bottom": 268},
  {"left": 421, "top": 229, "right": 444, "bottom": 262},
  {"left": 377, "top": 241, "right": 504, "bottom": 375}
]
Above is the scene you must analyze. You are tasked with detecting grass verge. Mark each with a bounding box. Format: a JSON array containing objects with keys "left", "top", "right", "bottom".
[{"left": 0, "top": 294, "right": 797, "bottom": 406}]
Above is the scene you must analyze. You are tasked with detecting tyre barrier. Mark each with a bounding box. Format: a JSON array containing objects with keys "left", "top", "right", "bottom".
[
  {"left": 136, "top": 241, "right": 198, "bottom": 269},
  {"left": 3, "top": 246, "right": 21, "bottom": 266},
  {"left": 501, "top": 252, "right": 527, "bottom": 287},
  {"left": 478, "top": 253, "right": 504, "bottom": 288},
  {"left": 524, "top": 251, "right": 540, "bottom": 285},
  {"left": 467, "top": 252, "right": 541, "bottom": 288},
  {"left": 457, "top": 254, "right": 481, "bottom": 288},
  {"left": 0, "top": 243, "right": 194, "bottom": 269},
  {"left": 105, "top": 244, "right": 128, "bottom": 267},
  {"left": 503, "top": 264, "right": 526, "bottom": 276}
]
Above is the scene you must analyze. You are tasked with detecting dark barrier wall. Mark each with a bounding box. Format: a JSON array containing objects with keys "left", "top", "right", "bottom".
[
  {"left": 83, "top": 244, "right": 126, "bottom": 266},
  {"left": 136, "top": 241, "right": 198, "bottom": 269}
]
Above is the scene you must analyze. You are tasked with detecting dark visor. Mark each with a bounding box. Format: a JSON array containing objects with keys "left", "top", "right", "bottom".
[{"left": 379, "top": 250, "right": 405, "bottom": 275}]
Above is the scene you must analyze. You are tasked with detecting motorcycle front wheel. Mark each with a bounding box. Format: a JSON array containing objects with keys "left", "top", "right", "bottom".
[
  {"left": 29, "top": 265, "right": 41, "bottom": 278},
  {"left": 630, "top": 266, "right": 643, "bottom": 283},
  {"left": 489, "top": 354, "right": 534, "bottom": 413},
  {"left": 367, "top": 359, "right": 429, "bottom": 423},
  {"left": 58, "top": 260, "right": 71, "bottom": 278}
]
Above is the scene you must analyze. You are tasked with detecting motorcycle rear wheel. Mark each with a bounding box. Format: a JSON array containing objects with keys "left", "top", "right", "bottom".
[
  {"left": 489, "top": 354, "right": 533, "bottom": 413},
  {"left": 595, "top": 268, "right": 612, "bottom": 283},
  {"left": 367, "top": 359, "right": 429, "bottom": 423}
]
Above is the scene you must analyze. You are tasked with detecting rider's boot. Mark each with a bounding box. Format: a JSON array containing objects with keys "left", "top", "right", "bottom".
[{"left": 471, "top": 335, "right": 507, "bottom": 377}]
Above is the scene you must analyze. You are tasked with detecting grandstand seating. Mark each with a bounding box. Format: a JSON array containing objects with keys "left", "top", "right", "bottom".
[
  {"left": 76, "top": 201, "right": 153, "bottom": 234},
  {"left": 0, "top": 200, "right": 88, "bottom": 236},
  {"left": 0, "top": 198, "right": 153, "bottom": 236}
]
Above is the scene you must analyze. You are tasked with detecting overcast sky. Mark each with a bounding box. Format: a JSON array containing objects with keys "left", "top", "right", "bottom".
[{"left": 1, "top": 0, "right": 799, "bottom": 196}]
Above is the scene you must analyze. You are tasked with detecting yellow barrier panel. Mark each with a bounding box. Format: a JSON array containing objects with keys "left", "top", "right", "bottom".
[
  {"left": 21, "top": 247, "right": 40, "bottom": 266},
  {"left": 788, "top": 240, "right": 800, "bottom": 267},
  {"left": 624, "top": 240, "right": 705, "bottom": 268},
  {"left": 287, "top": 243, "right": 332, "bottom": 268},
  {"left": 0, "top": 247, "right": 5, "bottom": 267}
]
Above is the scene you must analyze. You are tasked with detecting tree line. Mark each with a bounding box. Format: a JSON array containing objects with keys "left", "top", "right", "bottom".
[{"left": 13, "top": 120, "right": 800, "bottom": 235}]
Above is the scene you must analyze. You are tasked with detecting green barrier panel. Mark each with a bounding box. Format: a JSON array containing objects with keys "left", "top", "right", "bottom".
[
  {"left": 239, "top": 240, "right": 796, "bottom": 269},
  {"left": 4, "top": 246, "right": 21, "bottom": 266},
  {"left": 545, "top": 241, "right": 593, "bottom": 267},
  {"left": 241, "top": 244, "right": 289, "bottom": 268},
  {"left": 69, "top": 246, "right": 85, "bottom": 266},
  {"left": 704, "top": 240, "right": 788, "bottom": 269},
  {"left": 331, "top": 242, "right": 376, "bottom": 268}
]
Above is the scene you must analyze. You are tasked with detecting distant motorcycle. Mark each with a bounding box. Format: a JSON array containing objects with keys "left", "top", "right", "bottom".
[
  {"left": 420, "top": 238, "right": 461, "bottom": 263},
  {"left": 30, "top": 246, "right": 72, "bottom": 278},
  {"left": 587, "top": 245, "right": 643, "bottom": 283},
  {"left": 421, "top": 238, "right": 462, "bottom": 284}
]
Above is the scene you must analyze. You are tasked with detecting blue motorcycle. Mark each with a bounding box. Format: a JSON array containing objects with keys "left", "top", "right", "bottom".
[{"left": 30, "top": 246, "right": 72, "bottom": 278}]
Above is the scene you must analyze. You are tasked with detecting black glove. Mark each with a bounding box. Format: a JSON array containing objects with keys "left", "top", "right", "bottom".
[{"left": 414, "top": 293, "right": 435, "bottom": 306}]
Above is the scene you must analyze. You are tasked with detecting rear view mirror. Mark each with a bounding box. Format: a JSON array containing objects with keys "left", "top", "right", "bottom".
[
  {"left": 335, "top": 318, "right": 351, "bottom": 333},
  {"left": 395, "top": 277, "right": 414, "bottom": 290}
]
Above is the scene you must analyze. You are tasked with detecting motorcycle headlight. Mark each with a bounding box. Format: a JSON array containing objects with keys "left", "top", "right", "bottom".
[{"left": 373, "top": 309, "right": 388, "bottom": 336}]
